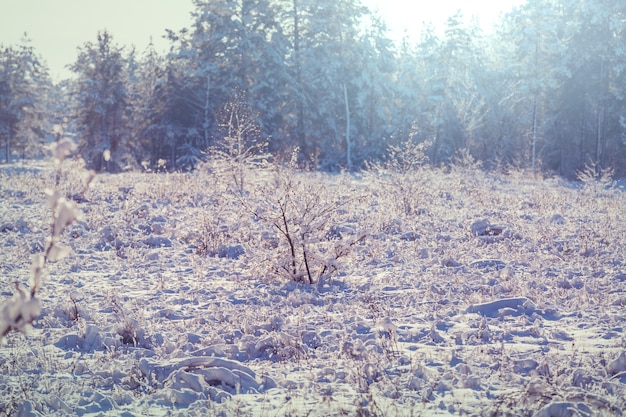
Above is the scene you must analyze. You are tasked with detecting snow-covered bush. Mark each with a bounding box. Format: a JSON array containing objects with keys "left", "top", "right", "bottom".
[
  {"left": 209, "top": 93, "right": 271, "bottom": 195},
  {"left": 577, "top": 162, "right": 616, "bottom": 199},
  {"left": 367, "top": 139, "right": 431, "bottom": 217},
  {"left": 244, "top": 153, "right": 365, "bottom": 284}
]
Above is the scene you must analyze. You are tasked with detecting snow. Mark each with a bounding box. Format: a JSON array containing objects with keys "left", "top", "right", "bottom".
[{"left": 1, "top": 160, "right": 626, "bottom": 416}]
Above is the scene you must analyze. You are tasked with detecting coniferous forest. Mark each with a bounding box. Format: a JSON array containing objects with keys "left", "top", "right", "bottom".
[{"left": 1, "top": 0, "right": 626, "bottom": 178}]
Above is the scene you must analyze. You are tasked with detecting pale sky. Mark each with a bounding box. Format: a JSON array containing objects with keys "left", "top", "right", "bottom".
[
  {"left": 0, "top": 0, "right": 194, "bottom": 81},
  {"left": 0, "top": 0, "right": 521, "bottom": 82}
]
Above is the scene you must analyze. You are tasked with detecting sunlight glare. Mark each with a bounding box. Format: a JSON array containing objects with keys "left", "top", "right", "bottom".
[{"left": 363, "top": 0, "right": 524, "bottom": 39}]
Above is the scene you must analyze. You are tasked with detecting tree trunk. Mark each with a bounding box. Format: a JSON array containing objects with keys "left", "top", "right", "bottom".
[
  {"left": 240, "top": 0, "right": 250, "bottom": 91},
  {"left": 531, "top": 94, "right": 537, "bottom": 178},
  {"left": 292, "top": 0, "right": 306, "bottom": 157},
  {"left": 433, "top": 126, "right": 440, "bottom": 166},
  {"left": 343, "top": 83, "right": 352, "bottom": 170},
  {"left": 531, "top": 41, "right": 539, "bottom": 178},
  {"left": 595, "top": 58, "right": 607, "bottom": 174},
  {"left": 595, "top": 100, "right": 604, "bottom": 173},
  {"left": 203, "top": 73, "right": 211, "bottom": 150}
]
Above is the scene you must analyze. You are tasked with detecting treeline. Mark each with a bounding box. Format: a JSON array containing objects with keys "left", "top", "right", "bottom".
[{"left": 1, "top": 0, "right": 625, "bottom": 178}]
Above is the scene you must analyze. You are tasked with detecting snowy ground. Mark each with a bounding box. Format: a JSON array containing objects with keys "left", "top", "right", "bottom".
[{"left": 1, "top": 159, "right": 626, "bottom": 416}]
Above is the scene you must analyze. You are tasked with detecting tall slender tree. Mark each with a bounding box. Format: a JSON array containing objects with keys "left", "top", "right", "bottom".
[
  {"left": 559, "top": 0, "right": 626, "bottom": 176},
  {"left": 128, "top": 41, "right": 171, "bottom": 170},
  {"left": 498, "top": 0, "right": 569, "bottom": 175},
  {"left": 348, "top": 13, "right": 396, "bottom": 166},
  {"left": 290, "top": 0, "right": 369, "bottom": 167}
]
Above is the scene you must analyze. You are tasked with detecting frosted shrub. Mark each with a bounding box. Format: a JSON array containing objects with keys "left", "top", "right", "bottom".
[
  {"left": 577, "top": 162, "right": 616, "bottom": 198},
  {"left": 209, "top": 93, "right": 270, "bottom": 195},
  {"left": 368, "top": 140, "right": 431, "bottom": 217},
  {"left": 245, "top": 153, "right": 364, "bottom": 284},
  {"left": 452, "top": 147, "right": 482, "bottom": 172},
  {"left": 1, "top": 140, "right": 90, "bottom": 340},
  {"left": 192, "top": 201, "right": 235, "bottom": 258},
  {"left": 385, "top": 139, "right": 431, "bottom": 175}
]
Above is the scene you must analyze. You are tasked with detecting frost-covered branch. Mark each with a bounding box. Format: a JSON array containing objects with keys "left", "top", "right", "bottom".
[{"left": 1, "top": 139, "right": 91, "bottom": 340}]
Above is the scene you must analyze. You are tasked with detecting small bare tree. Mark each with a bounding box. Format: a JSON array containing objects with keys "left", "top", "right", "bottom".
[
  {"left": 211, "top": 92, "right": 270, "bottom": 195},
  {"left": 245, "top": 150, "right": 365, "bottom": 284}
]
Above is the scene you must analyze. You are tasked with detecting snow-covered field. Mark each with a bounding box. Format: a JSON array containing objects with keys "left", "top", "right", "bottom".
[{"left": 1, "top": 158, "right": 626, "bottom": 416}]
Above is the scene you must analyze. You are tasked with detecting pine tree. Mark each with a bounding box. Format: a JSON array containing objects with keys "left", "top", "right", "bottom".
[
  {"left": 128, "top": 41, "right": 170, "bottom": 170},
  {"left": 0, "top": 36, "right": 50, "bottom": 163},
  {"left": 70, "top": 30, "right": 134, "bottom": 172},
  {"left": 290, "top": 0, "right": 369, "bottom": 167}
]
